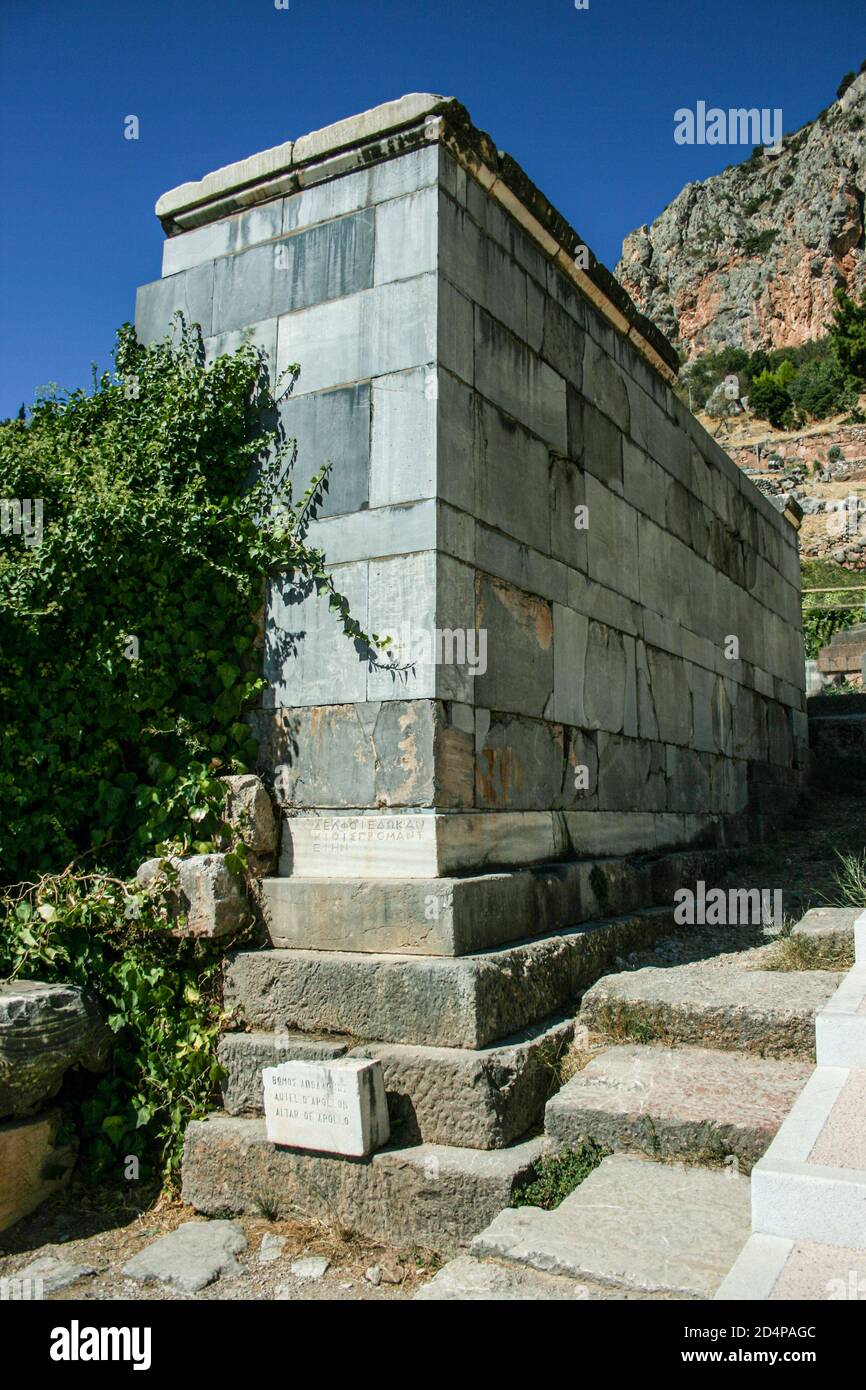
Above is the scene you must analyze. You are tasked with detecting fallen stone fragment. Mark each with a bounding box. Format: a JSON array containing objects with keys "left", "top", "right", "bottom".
[
  {"left": 12, "top": 1253, "right": 96, "bottom": 1296},
  {"left": 121, "top": 1220, "right": 247, "bottom": 1293},
  {"left": 221, "top": 775, "right": 278, "bottom": 874},
  {"left": 0, "top": 981, "right": 111, "bottom": 1118},
  {"left": 365, "top": 1265, "right": 382, "bottom": 1286},
  {"left": 259, "top": 1233, "right": 287, "bottom": 1265},
  {"left": 136, "top": 854, "right": 249, "bottom": 940},
  {"left": 290, "top": 1255, "right": 330, "bottom": 1280}
]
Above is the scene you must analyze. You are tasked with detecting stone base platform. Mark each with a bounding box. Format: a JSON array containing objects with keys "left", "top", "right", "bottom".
[
  {"left": 181, "top": 1114, "right": 543, "bottom": 1254},
  {"left": 219, "top": 1014, "right": 574, "bottom": 1149},
  {"left": 262, "top": 844, "right": 740, "bottom": 956},
  {"left": 225, "top": 905, "right": 675, "bottom": 1050}
]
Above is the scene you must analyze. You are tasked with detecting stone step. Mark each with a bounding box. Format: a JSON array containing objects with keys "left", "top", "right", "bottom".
[
  {"left": 792, "top": 906, "right": 860, "bottom": 954},
  {"left": 815, "top": 963, "right": 866, "bottom": 1067},
  {"left": 752, "top": 1064, "right": 866, "bottom": 1248},
  {"left": 224, "top": 906, "right": 674, "bottom": 1050},
  {"left": 262, "top": 845, "right": 737, "bottom": 957},
  {"left": 181, "top": 1113, "right": 543, "bottom": 1254},
  {"left": 414, "top": 1254, "right": 674, "bottom": 1301},
  {"left": 716, "top": 1232, "right": 866, "bottom": 1301},
  {"left": 545, "top": 1044, "right": 812, "bottom": 1170},
  {"left": 579, "top": 962, "right": 841, "bottom": 1059},
  {"left": 219, "top": 1015, "right": 573, "bottom": 1149},
  {"left": 468, "top": 1153, "right": 751, "bottom": 1298}
]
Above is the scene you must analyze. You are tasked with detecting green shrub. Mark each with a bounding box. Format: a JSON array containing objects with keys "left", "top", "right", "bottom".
[
  {"left": 0, "top": 868, "right": 237, "bottom": 1184},
  {"left": 511, "top": 1139, "right": 609, "bottom": 1209},
  {"left": 0, "top": 319, "right": 383, "bottom": 882},
  {"left": 749, "top": 372, "right": 791, "bottom": 427},
  {"left": 801, "top": 559, "right": 866, "bottom": 659}
]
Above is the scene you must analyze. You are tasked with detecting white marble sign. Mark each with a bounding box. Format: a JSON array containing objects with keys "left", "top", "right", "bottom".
[{"left": 262, "top": 1057, "right": 390, "bottom": 1157}]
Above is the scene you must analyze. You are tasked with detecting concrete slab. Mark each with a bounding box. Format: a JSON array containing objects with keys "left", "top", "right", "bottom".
[
  {"left": 815, "top": 964, "right": 866, "bottom": 1067},
  {"left": 751, "top": 1065, "right": 866, "bottom": 1247},
  {"left": 717, "top": 1232, "right": 866, "bottom": 1301}
]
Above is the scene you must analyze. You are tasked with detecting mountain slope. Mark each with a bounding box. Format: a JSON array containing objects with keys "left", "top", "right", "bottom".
[{"left": 616, "top": 72, "right": 866, "bottom": 360}]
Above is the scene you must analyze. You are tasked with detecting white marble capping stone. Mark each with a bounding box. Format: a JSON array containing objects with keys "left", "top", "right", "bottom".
[
  {"left": 815, "top": 965, "right": 866, "bottom": 1068},
  {"left": 474, "top": 306, "right": 567, "bottom": 452},
  {"left": 291, "top": 93, "right": 451, "bottom": 166},
  {"left": 264, "top": 561, "right": 369, "bottom": 709},
  {"left": 366, "top": 551, "right": 438, "bottom": 702},
  {"left": 263, "top": 1056, "right": 389, "bottom": 1157},
  {"left": 369, "top": 367, "right": 437, "bottom": 507},
  {"left": 304, "top": 500, "right": 437, "bottom": 567},
  {"left": 374, "top": 186, "right": 438, "bottom": 285},
  {"left": 857, "top": 912, "right": 866, "bottom": 966},
  {"left": 156, "top": 139, "right": 295, "bottom": 223},
  {"left": 551, "top": 604, "right": 589, "bottom": 727},
  {"left": 751, "top": 1064, "right": 866, "bottom": 1248},
  {"left": 163, "top": 199, "right": 285, "bottom": 277},
  {"left": 278, "top": 810, "right": 560, "bottom": 878},
  {"left": 276, "top": 274, "right": 437, "bottom": 397}
]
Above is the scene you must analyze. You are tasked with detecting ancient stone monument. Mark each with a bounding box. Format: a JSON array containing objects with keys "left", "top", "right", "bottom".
[{"left": 135, "top": 94, "right": 807, "bottom": 1246}]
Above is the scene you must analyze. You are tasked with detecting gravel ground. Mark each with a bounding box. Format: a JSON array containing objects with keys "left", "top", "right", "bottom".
[{"left": 0, "top": 1184, "right": 439, "bottom": 1301}]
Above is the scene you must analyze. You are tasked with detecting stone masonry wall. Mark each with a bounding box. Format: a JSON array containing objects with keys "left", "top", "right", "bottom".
[{"left": 137, "top": 98, "right": 806, "bottom": 863}]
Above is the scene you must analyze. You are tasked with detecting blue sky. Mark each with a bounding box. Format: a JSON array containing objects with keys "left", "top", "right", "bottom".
[{"left": 0, "top": 0, "right": 863, "bottom": 417}]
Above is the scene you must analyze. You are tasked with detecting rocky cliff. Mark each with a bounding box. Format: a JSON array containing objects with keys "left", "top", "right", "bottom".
[{"left": 616, "top": 72, "right": 866, "bottom": 360}]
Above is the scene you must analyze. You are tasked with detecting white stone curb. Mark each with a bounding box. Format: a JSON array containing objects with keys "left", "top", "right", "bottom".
[{"left": 816, "top": 964, "right": 866, "bottom": 1068}]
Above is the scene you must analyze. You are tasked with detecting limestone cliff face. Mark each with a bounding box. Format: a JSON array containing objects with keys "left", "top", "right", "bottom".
[{"left": 616, "top": 73, "right": 866, "bottom": 360}]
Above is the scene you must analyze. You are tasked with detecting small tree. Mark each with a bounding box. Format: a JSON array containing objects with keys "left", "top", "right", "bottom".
[
  {"left": 749, "top": 372, "right": 792, "bottom": 428},
  {"left": 0, "top": 319, "right": 382, "bottom": 881}
]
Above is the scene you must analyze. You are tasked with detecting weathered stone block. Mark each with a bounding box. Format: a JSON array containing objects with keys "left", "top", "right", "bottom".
[
  {"left": 474, "top": 575, "right": 553, "bottom": 718},
  {"left": 135, "top": 263, "right": 214, "bottom": 344},
  {"left": 0, "top": 982, "right": 111, "bottom": 1119},
  {"left": 0, "top": 1110, "right": 75, "bottom": 1233},
  {"left": 212, "top": 209, "right": 374, "bottom": 336},
  {"left": 182, "top": 1114, "right": 544, "bottom": 1254},
  {"left": 277, "top": 383, "right": 370, "bottom": 519},
  {"left": 224, "top": 907, "right": 674, "bottom": 1049},
  {"left": 221, "top": 774, "right": 277, "bottom": 871},
  {"left": 137, "top": 854, "right": 249, "bottom": 940}
]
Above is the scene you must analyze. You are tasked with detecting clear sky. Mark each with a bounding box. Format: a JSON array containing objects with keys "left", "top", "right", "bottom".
[{"left": 0, "top": 0, "right": 863, "bottom": 417}]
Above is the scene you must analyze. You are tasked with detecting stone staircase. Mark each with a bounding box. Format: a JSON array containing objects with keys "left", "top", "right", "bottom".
[
  {"left": 181, "top": 845, "right": 741, "bottom": 1248},
  {"left": 717, "top": 912, "right": 866, "bottom": 1299},
  {"left": 416, "top": 908, "right": 860, "bottom": 1299}
]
